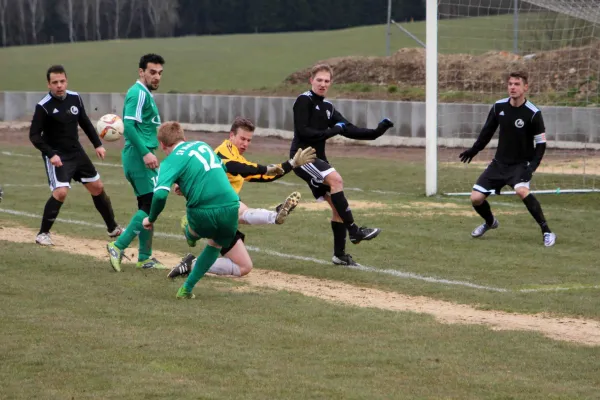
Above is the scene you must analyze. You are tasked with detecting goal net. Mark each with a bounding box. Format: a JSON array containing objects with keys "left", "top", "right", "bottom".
[{"left": 428, "top": 0, "right": 600, "bottom": 195}]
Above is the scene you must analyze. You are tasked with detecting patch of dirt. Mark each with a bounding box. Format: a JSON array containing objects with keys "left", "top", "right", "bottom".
[
  {"left": 1, "top": 225, "right": 599, "bottom": 346},
  {"left": 286, "top": 43, "right": 600, "bottom": 100}
]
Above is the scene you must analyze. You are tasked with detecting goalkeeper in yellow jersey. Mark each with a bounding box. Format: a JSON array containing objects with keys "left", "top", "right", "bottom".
[{"left": 168, "top": 117, "right": 316, "bottom": 278}]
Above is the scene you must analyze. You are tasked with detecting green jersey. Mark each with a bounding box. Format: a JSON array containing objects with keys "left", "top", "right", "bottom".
[
  {"left": 122, "top": 80, "right": 161, "bottom": 150},
  {"left": 154, "top": 141, "right": 239, "bottom": 209}
]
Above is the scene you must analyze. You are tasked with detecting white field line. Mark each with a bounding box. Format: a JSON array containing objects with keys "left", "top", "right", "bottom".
[{"left": 1, "top": 207, "right": 597, "bottom": 293}]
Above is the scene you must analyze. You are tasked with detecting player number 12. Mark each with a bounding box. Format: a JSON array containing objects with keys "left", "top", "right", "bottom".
[{"left": 189, "top": 144, "right": 221, "bottom": 171}]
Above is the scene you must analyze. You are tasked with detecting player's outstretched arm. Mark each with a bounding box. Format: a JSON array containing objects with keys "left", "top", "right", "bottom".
[{"left": 459, "top": 106, "right": 499, "bottom": 163}]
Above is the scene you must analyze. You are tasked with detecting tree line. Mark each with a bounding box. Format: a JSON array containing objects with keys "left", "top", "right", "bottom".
[{"left": 0, "top": 0, "right": 426, "bottom": 47}]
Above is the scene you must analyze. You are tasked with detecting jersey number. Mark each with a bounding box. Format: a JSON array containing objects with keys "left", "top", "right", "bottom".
[{"left": 189, "top": 144, "right": 221, "bottom": 171}]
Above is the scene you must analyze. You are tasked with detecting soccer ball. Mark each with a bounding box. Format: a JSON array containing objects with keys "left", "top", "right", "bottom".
[{"left": 96, "top": 114, "right": 124, "bottom": 142}]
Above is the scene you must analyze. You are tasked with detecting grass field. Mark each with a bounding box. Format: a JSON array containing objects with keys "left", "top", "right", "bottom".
[
  {"left": 0, "top": 15, "right": 537, "bottom": 94},
  {"left": 1, "top": 133, "right": 600, "bottom": 398}
]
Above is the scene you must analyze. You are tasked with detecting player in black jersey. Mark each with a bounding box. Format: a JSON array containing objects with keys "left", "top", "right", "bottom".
[
  {"left": 459, "top": 71, "right": 556, "bottom": 247},
  {"left": 29, "top": 65, "right": 122, "bottom": 246},
  {"left": 291, "top": 64, "right": 394, "bottom": 266}
]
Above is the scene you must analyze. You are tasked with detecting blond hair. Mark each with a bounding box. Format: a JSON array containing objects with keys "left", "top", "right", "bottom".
[
  {"left": 158, "top": 121, "right": 185, "bottom": 146},
  {"left": 310, "top": 64, "right": 333, "bottom": 79},
  {"left": 230, "top": 116, "right": 255, "bottom": 134}
]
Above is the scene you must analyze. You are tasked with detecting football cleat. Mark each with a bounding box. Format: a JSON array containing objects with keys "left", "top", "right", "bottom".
[
  {"left": 275, "top": 191, "right": 301, "bottom": 224},
  {"left": 471, "top": 219, "right": 499, "bottom": 238},
  {"left": 107, "top": 241, "right": 124, "bottom": 272},
  {"left": 168, "top": 253, "right": 196, "bottom": 279},
  {"left": 136, "top": 257, "right": 168, "bottom": 270},
  {"left": 176, "top": 286, "right": 196, "bottom": 299},
  {"left": 332, "top": 253, "right": 359, "bottom": 266},
  {"left": 349, "top": 226, "right": 381, "bottom": 244},
  {"left": 543, "top": 232, "right": 556, "bottom": 247},
  {"left": 107, "top": 226, "right": 124, "bottom": 238},
  {"left": 35, "top": 232, "right": 54, "bottom": 246}
]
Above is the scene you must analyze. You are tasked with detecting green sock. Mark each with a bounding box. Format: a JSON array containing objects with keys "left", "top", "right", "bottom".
[
  {"left": 115, "top": 210, "right": 147, "bottom": 250},
  {"left": 138, "top": 227, "right": 153, "bottom": 261},
  {"left": 183, "top": 245, "right": 220, "bottom": 292}
]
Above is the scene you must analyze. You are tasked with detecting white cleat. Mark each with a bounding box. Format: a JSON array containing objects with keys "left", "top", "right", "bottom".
[
  {"left": 35, "top": 232, "right": 54, "bottom": 246},
  {"left": 543, "top": 232, "right": 556, "bottom": 247},
  {"left": 107, "top": 226, "right": 124, "bottom": 238},
  {"left": 471, "top": 219, "right": 499, "bottom": 238}
]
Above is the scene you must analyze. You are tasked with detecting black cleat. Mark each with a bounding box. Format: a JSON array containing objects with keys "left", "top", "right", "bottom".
[
  {"left": 332, "top": 253, "right": 359, "bottom": 266},
  {"left": 349, "top": 226, "right": 381, "bottom": 244},
  {"left": 168, "top": 253, "right": 196, "bottom": 279}
]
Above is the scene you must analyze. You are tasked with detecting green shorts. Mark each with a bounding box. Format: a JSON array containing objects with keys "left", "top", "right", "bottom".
[
  {"left": 122, "top": 146, "right": 158, "bottom": 197},
  {"left": 187, "top": 203, "right": 240, "bottom": 248}
]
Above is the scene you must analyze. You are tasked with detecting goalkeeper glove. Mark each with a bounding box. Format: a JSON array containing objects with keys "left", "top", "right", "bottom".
[
  {"left": 376, "top": 118, "right": 394, "bottom": 132},
  {"left": 459, "top": 148, "right": 479, "bottom": 163},
  {"left": 289, "top": 147, "right": 317, "bottom": 168},
  {"left": 265, "top": 164, "right": 285, "bottom": 176}
]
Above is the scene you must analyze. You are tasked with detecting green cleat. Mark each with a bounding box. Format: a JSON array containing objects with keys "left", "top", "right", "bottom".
[
  {"left": 136, "top": 257, "right": 169, "bottom": 270},
  {"left": 181, "top": 215, "right": 197, "bottom": 247},
  {"left": 176, "top": 286, "right": 195, "bottom": 299},
  {"left": 107, "top": 242, "right": 124, "bottom": 272}
]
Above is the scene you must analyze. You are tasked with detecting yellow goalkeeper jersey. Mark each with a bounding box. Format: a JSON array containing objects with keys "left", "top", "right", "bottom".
[{"left": 214, "top": 139, "right": 293, "bottom": 194}]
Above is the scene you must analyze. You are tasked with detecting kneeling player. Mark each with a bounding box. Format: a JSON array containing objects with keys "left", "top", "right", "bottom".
[{"left": 168, "top": 117, "right": 316, "bottom": 278}]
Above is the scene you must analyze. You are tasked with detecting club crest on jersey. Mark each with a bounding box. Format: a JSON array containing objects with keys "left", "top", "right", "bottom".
[
  {"left": 70, "top": 106, "right": 79, "bottom": 115},
  {"left": 326, "top": 110, "right": 331, "bottom": 119},
  {"left": 515, "top": 119, "right": 524, "bottom": 128}
]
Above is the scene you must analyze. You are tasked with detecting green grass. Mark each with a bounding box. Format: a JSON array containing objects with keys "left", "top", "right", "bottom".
[
  {"left": 2, "top": 242, "right": 600, "bottom": 399},
  {"left": 0, "top": 14, "right": 571, "bottom": 94},
  {"left": 2, "top": 139, "right": 600, "bottom": 397},
  {"left": 2, "top": 141, "right": 600, "bottom": 319}
]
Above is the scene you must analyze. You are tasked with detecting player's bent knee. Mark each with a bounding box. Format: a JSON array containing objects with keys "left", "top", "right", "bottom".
[
  {"left": 470, "top": 191, "right": 486, "bottom": 206},
  {"left": 52, "top": 187, "right": 69, "bottom": 202},
  {"left": 324, "top": 173, "right": 343, "bottom": 191},
  {"left": 239, "top": 261, "right": 253, "bottom": 276},
  {"left": 515, "top": 187, "right": 529, "bottom": 199},
  {"left": 85, "top": 180, "right": 104, "bottom": 196}
]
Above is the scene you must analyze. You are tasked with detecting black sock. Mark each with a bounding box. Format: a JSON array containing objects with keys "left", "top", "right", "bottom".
[
  {"left": 522, "top": 194, "right": 551, "bottom": 233},
  {"left": 92, "top": 190, "right": 118, "bottom": 232},
  {"left": 330, "top": 192, "right": 358, "bottom": 234},
  {"left": 331, "top": 221, "right": 347, "bottom": 257},
  {"left": 39, "top": 196, "right": 63, "bottom": 234},
  {"left": 473, "top": 200, "right": 495, "bottom": 226}
]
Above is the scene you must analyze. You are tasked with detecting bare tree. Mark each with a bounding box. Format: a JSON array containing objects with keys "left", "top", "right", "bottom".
[
  {"left": 124, "top": 0, "right": 138, "bottom": 37},
  {"left": 77, "top": 0, "right": 91, "bottom": 41},
  {"left": 0, "top": 0, "right": 9, "bottom": 46},
  {"left": 146, "top": 0, "right": 179, "bottom": 37},
  {"left": 15, "top": 0, "right": 27, "bottom": 44},
  {"left": 113, "top": 0, "right": 122, "bottom": 39},
  {"left": 57, "top": 0, "right": 76, "bottom": 42},
  {"left": 26, "top": 0, "right": 45, "bottom": 44},
  {"left": 94, "top": 0, "right": 102, "bottom": 40}
]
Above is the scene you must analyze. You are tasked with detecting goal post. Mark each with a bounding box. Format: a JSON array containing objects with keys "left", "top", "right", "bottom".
[{"left": 426, "top": 0, "right": 600, "bottom": 196}]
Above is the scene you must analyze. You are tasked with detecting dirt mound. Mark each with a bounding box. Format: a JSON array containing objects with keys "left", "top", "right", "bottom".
[{"left": 286, "top": 42, "right": 600, "bottom": 99}]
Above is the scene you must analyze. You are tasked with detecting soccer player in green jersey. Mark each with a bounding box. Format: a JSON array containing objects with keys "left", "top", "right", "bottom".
[
  {"left": 106, "top": 54, "right": 167, "bottom": 271},
  {"left": 141, "top": 121, "right": 240, "bottom": 299}
]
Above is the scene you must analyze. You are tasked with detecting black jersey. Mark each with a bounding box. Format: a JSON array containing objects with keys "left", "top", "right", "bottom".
[
  {"left": 291, "top": 90, "right": 347, "bottom": 163},
  {"left": 29, "top": 90, "right": 102, "bottom": 158},
  {"left": 473, "top": 98, "right": 546, "bottom": 165}
]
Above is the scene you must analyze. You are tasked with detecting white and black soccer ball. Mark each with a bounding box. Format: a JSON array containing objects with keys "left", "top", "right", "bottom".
[{"left": 96, "top": 114, "right": 125, "bottom": 142}]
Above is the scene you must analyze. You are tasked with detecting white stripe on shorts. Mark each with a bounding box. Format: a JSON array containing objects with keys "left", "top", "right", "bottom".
[
  {"left": 301, "top": 163, "right": 336, "bottom": 184},
  {"left": 45, "top": 156, "right": 70, "bottom": 191},
  {"left": 80, "top": 173, "right": 100, "bottom": 183}
]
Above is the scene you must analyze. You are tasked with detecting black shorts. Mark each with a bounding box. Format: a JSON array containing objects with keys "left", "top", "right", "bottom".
[
  {"left": 220, "top": 230, "right": 245, "bottom": 256},
  {"left": 293, "top": 158, "right": 337, "bottom": 200},
  {"left": 43, "top": 152, "right": 100, "bottom": 191},
  {"left": 473, "top": 160, "right": 529, "bottom": 195}
]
